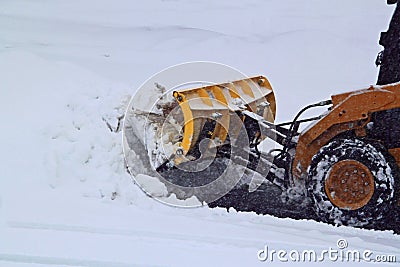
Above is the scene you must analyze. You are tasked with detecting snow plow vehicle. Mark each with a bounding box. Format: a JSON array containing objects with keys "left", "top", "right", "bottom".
[
  {"left": 123, "top": 1, "right": 400, "bottom": 230},
  {"left": 124, "top": 74, "right": 400, "bottom": 227}
]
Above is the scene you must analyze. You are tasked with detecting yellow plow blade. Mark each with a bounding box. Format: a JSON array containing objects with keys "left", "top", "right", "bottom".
[{"left": 172, "top": 75, "right": 276, "bottom": 159}]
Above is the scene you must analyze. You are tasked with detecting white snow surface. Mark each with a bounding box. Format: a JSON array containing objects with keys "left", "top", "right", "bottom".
[{"left": 0, "top": 0, "right": 399, "bottom": 266}]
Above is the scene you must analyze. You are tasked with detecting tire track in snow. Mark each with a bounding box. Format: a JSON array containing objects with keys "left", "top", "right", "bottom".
[
  {"left": 8, "top": 220, "right": 399, "bottom": 255},
  {"left": 0, "top": 253, "right": 164, "bottom": 267},
  {"left": 7, "top": 221, "right": 264, "bottom": 249},
  {"left": 5, "top": 221, "right": 399, "bottom": 265}
]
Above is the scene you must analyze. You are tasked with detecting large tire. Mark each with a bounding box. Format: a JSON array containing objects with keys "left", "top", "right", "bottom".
[{"left": 307, "top": 139, "right": 396, "bottom": 226}]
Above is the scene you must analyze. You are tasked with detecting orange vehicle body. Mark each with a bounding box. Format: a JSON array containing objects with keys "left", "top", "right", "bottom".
[{"left": 293, "top": 82, "right": 400, "bottom": 180}]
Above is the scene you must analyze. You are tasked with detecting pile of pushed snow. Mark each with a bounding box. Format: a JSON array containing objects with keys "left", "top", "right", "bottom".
[
  {"left": 43, "top": 79, "right": 129, "bottom": 197},
  {"left": 0, "top": 50, "right": 149, "bottom": 204},
  {"left": 0, "top": 50, "right": 201, "bottom": 208},
  {"left": 37, "top": 60, "right": 148, "bottom": 203}
]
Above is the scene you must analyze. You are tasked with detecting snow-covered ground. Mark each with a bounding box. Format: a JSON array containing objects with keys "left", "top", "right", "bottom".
[{"left": 0, "top": 0, "right": 399, "bottom": 266}]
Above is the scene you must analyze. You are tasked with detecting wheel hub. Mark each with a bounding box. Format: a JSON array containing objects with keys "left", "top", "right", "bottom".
[{"left": 325, "top": 159, "right": 375, "bottom": 210}]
